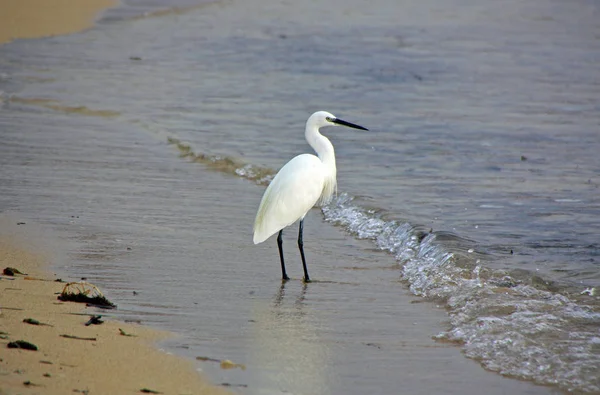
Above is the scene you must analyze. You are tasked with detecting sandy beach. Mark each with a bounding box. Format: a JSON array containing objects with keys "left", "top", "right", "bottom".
[
  {"left": 0, "top": 2, "right": 229, "bottom": 394},
  {"left": 0, "top": 233, "right": 229, "bottom": 395},
  {"left": 0, "top": 0, "right": 116, "bottom": 45}
]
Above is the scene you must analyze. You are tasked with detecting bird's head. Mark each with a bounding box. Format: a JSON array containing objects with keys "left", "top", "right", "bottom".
[{"left": 307, "top": 111, "right": 368, "bottom": 131}]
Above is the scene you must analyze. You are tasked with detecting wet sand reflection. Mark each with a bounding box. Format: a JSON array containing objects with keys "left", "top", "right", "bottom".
[{"left": 250, "top": 281, "right": 332, "bottom": 395}]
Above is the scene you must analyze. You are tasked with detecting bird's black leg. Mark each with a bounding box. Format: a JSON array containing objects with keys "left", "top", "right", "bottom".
[
  {"left": 298, "top": 219, "right": 310, "bottom": 282},
  {"left": 277, "top": 230, "right": 289, "bottom": 281}
]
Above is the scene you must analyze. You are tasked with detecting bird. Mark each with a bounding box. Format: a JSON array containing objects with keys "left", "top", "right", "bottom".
[{"left": 253, "top": 111, "right": 368, "bottom": 282}]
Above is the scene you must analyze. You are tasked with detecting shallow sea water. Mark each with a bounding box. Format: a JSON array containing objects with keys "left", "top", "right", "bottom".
[{"left": 1, "top": 0, "right": 599, "bottom": 393}]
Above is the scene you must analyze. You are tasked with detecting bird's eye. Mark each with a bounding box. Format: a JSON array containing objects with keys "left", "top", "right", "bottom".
[{"left": 325, "top": 117, "right": 333, "bottom": 122}]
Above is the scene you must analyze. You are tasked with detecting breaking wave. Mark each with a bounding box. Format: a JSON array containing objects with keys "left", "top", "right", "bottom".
[{"left": 323, "top": 194, "right": 600, "bottom": 394}]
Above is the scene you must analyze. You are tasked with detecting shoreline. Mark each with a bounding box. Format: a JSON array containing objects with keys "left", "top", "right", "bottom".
[
  {"left": 0, "top": 0, "right": 117, "bottom": 45},
  {"left": 0, "top": 3, "right": 230, "bottom": 392},
  {"left": 0, "top": 232, "right": 229, "bottom": 395}
]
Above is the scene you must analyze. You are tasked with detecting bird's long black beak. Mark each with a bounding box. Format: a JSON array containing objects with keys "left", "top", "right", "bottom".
[{"left": 332, "top": 118, "right": 368, "bottom": 131}]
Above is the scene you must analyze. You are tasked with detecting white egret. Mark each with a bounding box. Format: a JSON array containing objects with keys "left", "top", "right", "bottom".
[{"left": 253, "top": 111, "right": 368, "bottom": 282}]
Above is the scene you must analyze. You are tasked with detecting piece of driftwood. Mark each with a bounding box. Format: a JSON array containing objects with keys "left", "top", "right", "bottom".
[
  {"left": 57, "top": 282, "right": 116, "bottom": 308},
  {"left": 220, "top": 359, "right": 246, "bottom": 370},
  {"left": 60, "top": 334, "right": 97, "bottom": 341},
  {"left": 7, "top": 340, "right": 38, "bottom": 350},
  {"left": 221, "top": 383, "right": 248, "bottom": 388},
  {"left": 119, "top": 328, "right": 136, "bottom": 337},
  {"left": 140, "top": 389, "right": 163, "bottom": 394},
  {"left": 196, "top": 356, "right": 220, "bottom": 363},
  {"left": 23, "top": 318, "right": 53, "bottom": 327},
  {"left": 196, "top": 356, "right": 246, "bottom": 370},
  {"left": 85, "top": 315, "right": 104, "bottom": 326}
]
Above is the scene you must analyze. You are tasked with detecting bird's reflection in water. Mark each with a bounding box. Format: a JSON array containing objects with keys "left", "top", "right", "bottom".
[
  {"left": 250, "top": 281, "right": 332, "bottom": 395},
  {"left": 273, "top": 281, "right": 307, "bottom": 308}
]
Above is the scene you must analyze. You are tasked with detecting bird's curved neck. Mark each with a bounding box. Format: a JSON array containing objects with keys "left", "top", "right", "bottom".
[{"left": 306, "top": 124, "right": 336, "bottom": 168}]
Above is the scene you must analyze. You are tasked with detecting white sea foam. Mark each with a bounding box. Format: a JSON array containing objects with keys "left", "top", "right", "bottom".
[{"left": 320, "top": 193, "right": 600, "bottom": 393}]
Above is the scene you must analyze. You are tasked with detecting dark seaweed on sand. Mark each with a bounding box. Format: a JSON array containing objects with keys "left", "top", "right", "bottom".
[
  {"left": 3, "top": 267, "right": 27, "bottom": 276},
  {"left": 57, "top": 282, "right": 117, "bottom": 308},
  {"left": 57, "top": 292, "right": 116, "bottom": 308},
  {"left": 7, "top": 340, "right": 38, "bottom": 351}
]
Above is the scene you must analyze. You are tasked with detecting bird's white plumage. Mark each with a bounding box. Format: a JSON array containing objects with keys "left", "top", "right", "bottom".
[
  {"left": 252, "top": 111, "right": 367, "bottom": 282},
  {"left": 253, "top": 154, "right": 327, "bottom": 244},
  {"left": 253, "top": 111, "right": 340, "bottom": 245}
]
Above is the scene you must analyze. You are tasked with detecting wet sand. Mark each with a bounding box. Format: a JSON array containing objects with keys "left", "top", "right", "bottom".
[
  {"left": 0, "top": 233, "right": 230, "bottom": 395},
  {"left": 0, "top": 2, "right": 228, "bottom": 393},
  {"left": 0, "top": 0, "right": 116, "bottom": 45}
]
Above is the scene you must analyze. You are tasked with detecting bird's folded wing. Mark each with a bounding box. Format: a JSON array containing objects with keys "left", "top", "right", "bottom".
[{"left": 253, "top": 154, "right": 324, "bottom": 244}]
